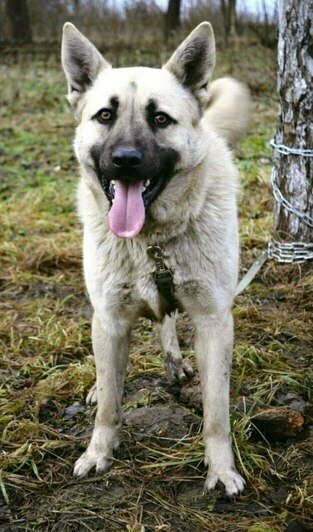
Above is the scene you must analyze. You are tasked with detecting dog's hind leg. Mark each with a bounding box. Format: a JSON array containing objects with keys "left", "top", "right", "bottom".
[
  {"left": 157, "top": 313, "right": 194, "bottom": 385},
  {"left": 86, "top": 382, "right": 97, "bottom": 405},
  {"left": 192, "top": 310, "right": 245, "bottom": 496},
  {"left": 74, "top": 313, "right": 130, "bottom": 478}
]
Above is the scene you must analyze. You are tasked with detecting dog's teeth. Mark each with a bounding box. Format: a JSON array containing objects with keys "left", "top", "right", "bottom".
[
  {"left": 145, "top": 180, "right": 150, "bottom": 187},
  {"left": 112, "top": 181, "right": 115, "bottom": 187}
]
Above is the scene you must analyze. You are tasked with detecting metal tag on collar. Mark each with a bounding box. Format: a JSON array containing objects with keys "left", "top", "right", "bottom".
[
  {"left": 147, "top": 245, "right": 168, "bottom": 273},
  {"left": 147, "top": 244, "right": 173, "bottom": 278}
]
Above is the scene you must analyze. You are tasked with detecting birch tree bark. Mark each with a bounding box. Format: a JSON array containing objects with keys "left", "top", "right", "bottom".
[{"left": 274, "top": 0, "right": 313, "bottom": 242}]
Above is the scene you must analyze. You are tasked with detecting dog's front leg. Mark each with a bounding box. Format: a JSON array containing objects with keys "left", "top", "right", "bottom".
[
  {"left": 193, "top": 311, "right": 245, "bottom": 496},
  {"left": 74, "top": 313, "right": 130, "bottom": 478}
]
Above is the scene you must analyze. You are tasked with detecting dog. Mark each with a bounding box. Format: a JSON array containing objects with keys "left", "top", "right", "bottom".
[{"left": 61, "top": 21, "right": 250, "bottom": 496}]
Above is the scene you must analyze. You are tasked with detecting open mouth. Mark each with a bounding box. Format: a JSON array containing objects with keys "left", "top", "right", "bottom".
[
  {"left": 102, "top": 176, "right": 164, "bottom": 239},
  {"left": 107, "top": 177, "right": 162, "bottom": 207},
  {"left": 102, "top": 175, "right": 166, "bottom": 239}
]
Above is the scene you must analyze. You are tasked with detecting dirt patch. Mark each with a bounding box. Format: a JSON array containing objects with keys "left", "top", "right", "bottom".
[{"left": 125, "top": 405, "right": 201, "bottom": 443}]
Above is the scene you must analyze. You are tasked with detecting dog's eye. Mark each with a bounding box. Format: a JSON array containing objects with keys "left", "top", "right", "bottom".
[
  {"left": 154, "top": 113, "right": 172, "bottom": 128},
  {"left": 96, "top": 109, "right": 113, "bottom": 124}
]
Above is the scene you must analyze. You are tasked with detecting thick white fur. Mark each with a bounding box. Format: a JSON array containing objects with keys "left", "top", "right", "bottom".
[{"left": 62, "top": 22, "right": 250, "bottom": 496}]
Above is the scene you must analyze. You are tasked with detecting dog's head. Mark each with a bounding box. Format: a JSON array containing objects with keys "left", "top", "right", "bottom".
[{"left": 62, "top": 22, "right": 215, "bottom": 238}]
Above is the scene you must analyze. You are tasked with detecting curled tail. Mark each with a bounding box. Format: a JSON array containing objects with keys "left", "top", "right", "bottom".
[{"left": 204, "top": 77, "right": 251, "bottom": 147}]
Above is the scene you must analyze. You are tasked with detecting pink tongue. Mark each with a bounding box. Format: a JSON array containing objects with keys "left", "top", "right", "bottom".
[{"left": 108, "top": 180, "right": 145, "bottom": 238}]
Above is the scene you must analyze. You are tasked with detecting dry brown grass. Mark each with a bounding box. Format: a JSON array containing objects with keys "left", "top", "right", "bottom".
[{"left": 0, "top": 34, "right": 312, "bottom": 531}]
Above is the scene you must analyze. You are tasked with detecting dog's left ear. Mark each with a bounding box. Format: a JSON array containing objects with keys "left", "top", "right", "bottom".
[{"left": 164, "top": 22, "right": 215, "bottom": 107}]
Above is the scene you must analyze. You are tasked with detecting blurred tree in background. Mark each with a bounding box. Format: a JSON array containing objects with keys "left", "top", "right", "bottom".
[
  {"left": 0, "top": 0, "right": 277, "bottom": 49},
  {"left": 220, "top": 0, "right": 237, "bottom": 44},
  {"left": 165, "top": 0, "right": 181, "bottom": 40},
  {"left": 5, "top": 0, "right": 32, "bottom": 43}
]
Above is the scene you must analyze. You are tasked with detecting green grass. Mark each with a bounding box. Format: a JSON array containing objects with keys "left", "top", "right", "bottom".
[{"left": 0, "top": 40, "right": 312, "bottom": 531}]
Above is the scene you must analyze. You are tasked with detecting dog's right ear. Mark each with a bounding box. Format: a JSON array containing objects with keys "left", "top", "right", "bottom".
[{"left": 61, "top": 23, "right": 110, "bottom": 110}]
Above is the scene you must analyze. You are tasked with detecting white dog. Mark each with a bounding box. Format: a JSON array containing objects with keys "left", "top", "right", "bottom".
[{"left": 62, "top": 21, "right": 250, "bottom": 496}]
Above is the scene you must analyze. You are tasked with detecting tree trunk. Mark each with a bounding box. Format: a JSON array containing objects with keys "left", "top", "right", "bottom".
[
  {"left": 165, "top": 0, "right": 181, "bottom": 41},
  {"left": 72, "top": 0, "right": 80, "bottom": 24},
  {"left": 274, "top": 1, "right": 313, "bottom": 242},
  {"left": 220, "top": 0, "right": 237, "bottom": 45},
  {"left": 228, "top": 0, "right": 237, "bottom": 38},
  {"left": 5, "top": 0, "right": 32, "bottom": 43}
]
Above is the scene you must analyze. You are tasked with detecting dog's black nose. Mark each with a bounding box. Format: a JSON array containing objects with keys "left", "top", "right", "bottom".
[{"left": 112, "top": 147, "right": 143, "bottom": 168}]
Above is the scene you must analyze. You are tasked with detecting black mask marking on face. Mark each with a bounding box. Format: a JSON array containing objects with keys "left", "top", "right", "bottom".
[{"left": 90, "top": 137, "right": 180, "bottom": 209}]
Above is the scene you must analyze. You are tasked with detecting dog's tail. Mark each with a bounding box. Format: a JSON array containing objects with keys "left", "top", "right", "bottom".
[{"left": 204, "top": 77, "right": 251, "bottom": 147}]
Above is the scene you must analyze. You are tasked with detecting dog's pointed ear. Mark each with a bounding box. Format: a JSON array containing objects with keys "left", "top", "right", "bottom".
[
  {"left": 61, "top": 22, "right": 110, "bottom": 108},
  {"left": 164, "top": 22, "right": 215, "bottom": 107}
]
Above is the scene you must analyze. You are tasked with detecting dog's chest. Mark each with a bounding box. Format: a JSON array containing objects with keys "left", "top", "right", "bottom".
[
  {"left": 84, "top": 237, "right": 166, "bottom": 320},
  {"left": 84, "top": 235, "right": 219, "bottom": 321}
]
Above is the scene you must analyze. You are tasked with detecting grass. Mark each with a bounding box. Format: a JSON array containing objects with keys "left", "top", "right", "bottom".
[{"left": 0, "top": 36, "right": 312, "bottom": 531}]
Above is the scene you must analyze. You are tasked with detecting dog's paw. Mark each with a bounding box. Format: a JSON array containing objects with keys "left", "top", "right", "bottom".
[
  {"left": 73, "top": 426, "right": 118, "bottom": 478},
  {"left": 74, "top": 452, "right": 111, "bottom": 478},
  {"left": 178, "top": 360, "right": 194, "bottom": 383},
  {"left": 204, "top": 469, "right": 245, "bottom": 497},
  {"left": 86, "top": 383, "right": 97, "bottom": 405},
  {"left": 166, "top": 354, "right": 194, "bottom": 385}
]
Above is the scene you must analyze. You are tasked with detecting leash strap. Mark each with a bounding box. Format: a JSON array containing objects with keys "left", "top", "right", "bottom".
[
  {"left": 235, "top": 249, "right": 268, "bottom": 296},
  {"left": 147, "top": 245, "right": 180, "bottom": 313}
]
